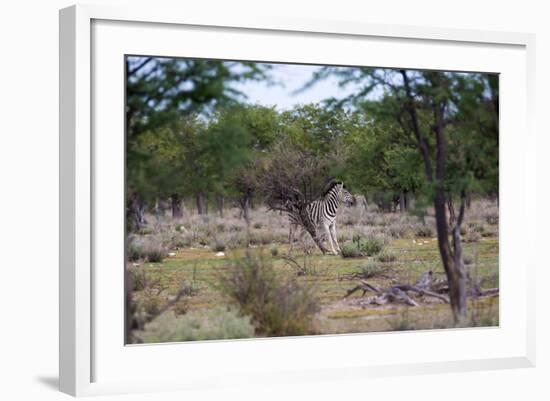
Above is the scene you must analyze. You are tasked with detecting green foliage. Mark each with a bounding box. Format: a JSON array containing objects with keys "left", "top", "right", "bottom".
[
  {"left": 416, "top": 225, "right": 434, "bottom": 238},
  {"left": 220, "top": 252, "right": 320, "bottom": 336},
  {"left": 353, "top": 233, "right": 385, "bottom": 256},
  {"left": 141, "top": 308, "right": 256, "bottom": 343},
  {"left": 340, "top": 243, "right": 362, "bottom": 258},
  {"left": 341, "top": 234, "right": 385, "bottom": 258},
  {"left": 377, "top": 250, "right": 397, "bottom": 263}
]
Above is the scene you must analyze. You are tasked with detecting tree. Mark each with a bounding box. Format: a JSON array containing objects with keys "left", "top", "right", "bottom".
[{"left": 254, "top": 141, "right": 345, "bottom": 254}]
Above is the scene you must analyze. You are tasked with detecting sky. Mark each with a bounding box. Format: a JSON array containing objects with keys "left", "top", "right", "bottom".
[{"left": 231, "top": 63, "right": 359, "bottom": 111}]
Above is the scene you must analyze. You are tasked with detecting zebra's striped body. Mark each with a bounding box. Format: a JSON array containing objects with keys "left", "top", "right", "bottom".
[{"left": 288, "top": 182, "right": 355, "bottom": 255}]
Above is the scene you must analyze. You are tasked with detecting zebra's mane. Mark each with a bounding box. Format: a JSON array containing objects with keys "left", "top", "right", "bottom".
[{"left": 320, "top": 180, "right": 344, "bottom": 199}]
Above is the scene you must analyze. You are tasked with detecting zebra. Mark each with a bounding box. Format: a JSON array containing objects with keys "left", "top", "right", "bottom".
[{"left": 288, "top": 181, "right": 356, "bottom": 255}]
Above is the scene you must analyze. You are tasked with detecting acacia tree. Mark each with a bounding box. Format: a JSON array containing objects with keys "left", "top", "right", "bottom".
[
  {"left": 254, "top": 141, "right": 345, "bottom": 254},
  {"left": 308, "top": 67, "right": 498, "bottom": 322}
]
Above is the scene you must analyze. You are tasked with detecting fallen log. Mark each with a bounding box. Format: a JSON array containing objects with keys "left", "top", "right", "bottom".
[{"left": 344, "top": 268, "right": 500, "bottom": 308}]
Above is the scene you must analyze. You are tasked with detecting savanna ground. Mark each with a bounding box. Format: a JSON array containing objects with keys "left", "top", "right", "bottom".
[{"left": 127, "top": 199, "right": 498, "bottom": 343}]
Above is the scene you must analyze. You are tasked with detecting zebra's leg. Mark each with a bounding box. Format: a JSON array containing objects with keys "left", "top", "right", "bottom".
[
  {"left": 330, "top": 223, "right": 341, "bottom": 253},
  {"left": 323, "top": 222, "right": 338, "bottom": 255},
  {"left": 298, "top": 227, "right": 309, "bottom": 254},
  {"left": 289, "top": 223, "right": 295, "bottom": 252}
]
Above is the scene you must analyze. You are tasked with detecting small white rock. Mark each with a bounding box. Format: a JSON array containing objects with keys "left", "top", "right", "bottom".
[
  {"left": 412, "top": 239, "right": 416, "bottom": 243},
  {"left": 215, "top": 252, "right": 225, "bottom": 257},
  {"left": 168, "top": 252, "right": 176, "bottom": 257},
  {"left": 423, "top": 241, "right": 429, "bottom": 244},
  {"left": 132, "top": 263, "right": 140, "bottom": 267}
]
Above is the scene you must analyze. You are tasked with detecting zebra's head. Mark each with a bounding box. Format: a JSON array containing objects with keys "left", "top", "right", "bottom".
[{"left": 334, "top": 182, "right": 356, "bottom": 207}]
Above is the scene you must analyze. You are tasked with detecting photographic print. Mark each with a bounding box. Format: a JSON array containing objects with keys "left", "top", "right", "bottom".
[{"left": 125, "top": 56, "right": 499, "bottom": 344}]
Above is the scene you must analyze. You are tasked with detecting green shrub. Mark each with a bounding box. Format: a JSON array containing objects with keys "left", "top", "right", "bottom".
[
  {"left": 463, "top": 254, "right": 474, "bottom": 265},
  {"left": 416, "top": 225, "right": 434, "bottom": 238},
  {"left": 472, "top": 223, "right": 486, "bottom": 234},
  {"left": 127, "top": 236, "right": 166, "bottom": 263},
  {"left": 220, "top": 252, "right": 319, "bottom": 336},
  {"left": 270, "top": 246, "right": 279, "bottom": 257},
  {"left": 360, "top": 236, "right": 385, "bottom": 256},
  {"left": 141, "top": 307, "right": 255, "bottom": 343},
  {"left": 211, "top": 240, "right": 226, "bottom": 252},
  {"left": 128, "top": 268, "right": 147, "bottom": 291},
  {"left": 341, "top": 243, "right": 362, "bottom": 258},
  {"left": 249, "top": 230, "right": 273, "bottom": 245},
  {"left": 127, "top": 241, "right": 144, "bottom": 262},
  {"left": 341, "top": 234, "right": 385, "bottom": 258},
  {"left": 136, "top": 289, "right": 165, "bottom": 318},
  {"left": 388, "top": 223, "right": 408, "bottom": 238},
  {"left": 172, "top": 235, "right": 191, "bottom": 249},
  {"left": 377, "top": 250, "right": 397, "bottom": 263},
  {"left": 465, "top": 231, "right": 482, "bottom": 243},
  {"left": 253, "top": 222, "right": 263, "bottom": 229},
  {"left": 485, "top": 213, "right": 499, "bottom": 225},
  {"left": 358, "top": 262, "right": 389, "bottom": 279}
]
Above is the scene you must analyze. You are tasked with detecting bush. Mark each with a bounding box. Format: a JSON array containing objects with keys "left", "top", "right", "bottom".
[
  {"left": 340, "top": 234, "right": 386, "bottom": 258},
  {"left": 465, "top": 231, "right": 482, "bottom": 243},
  {"left": 270, "top": 246, "right": 279, "bottom": 257},
  {"left": 229, "top": 224, "right": 244, "bottom": 232},
  {"left": 463, "top": 254, "right": 474, "bottom": 265},
  {"left": 387, "top": 223, "right": 408, "bottom": 238},
  {"left": 472, "top": 223, "right": 486, "bottom": 234},
  {"left": 127, "top": 236, "right": 167, "bottom": 263},
  {"left": 128, "top": 267, "right": 147, "bottom": 291},
  {"left": 211, "top": 239, "right": 226, "bottom": 252},
  {"left": 136, "top": 289, "right": 165, "bottom": 318},
  {"left": 377, "top": 250, "right": 397, "bottom": 263},
  {"left": 358, "top": 261, "right": 389, "bottom": 278},
  {"left": 485, "top": 213, "right": 499, "bottom": 225},
  {"left": 172, "top": 235, "right": 191, "bottom": 249},
  {"left": 340, "top": 243, "right": 362, "bottom": 258},
  {"left": 360, "top": 236, "right": 385, "bottom": 256},
  {"left": 416, "top": 225, "right": 434, "bottom": 238},
  {"left": 220, "top": 252, "right": 319, "bottom": 336},
  {"left": 253, "top": 222, "right": 263, "bottom": 229},
  {"left": 141, "top": 307, "right": 255, "bottom": 343},
  {"left": 249, "top": 230, "right": 273, "bottom": 245}
]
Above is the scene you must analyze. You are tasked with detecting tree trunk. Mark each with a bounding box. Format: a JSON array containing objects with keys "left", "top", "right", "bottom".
[
  {"left": 433, "top": 191, "right": 467, "bottom": 322},
  {"left": 399, "top": 192, "right": 406, "bottom": 212},
  {"left": 128, "top": 193, "right": 146, "bottom": 232},
  {"left": 217, "top": 195, "right": 225, "bottom": 218},
  {"left": 242, "top": 196, "right": 251, "bottom": 226},
  {"left": 171, "top": 194, "right": 183, "bottom": 219},
  {"left": 432, "top": 102, "right": 467, "bottom": 322},
  {"left": 400, "top": 69, "right": 467, "bottom": 323},
  {"left": 240, "top": 195, "right": 252, "bottom": 246},
  {"left": 196, "top": 193, "right": 208, "bottom": 215}
]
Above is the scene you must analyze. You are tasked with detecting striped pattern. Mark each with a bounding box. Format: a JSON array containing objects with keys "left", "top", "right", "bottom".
[{"left": 288, "top": 182, "right": 355, "bottom": 254}]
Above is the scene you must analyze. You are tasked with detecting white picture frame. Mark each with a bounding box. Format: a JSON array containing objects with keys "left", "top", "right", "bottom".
[{"left": 59, "top": 3, "right": 536, "bottom": 397}]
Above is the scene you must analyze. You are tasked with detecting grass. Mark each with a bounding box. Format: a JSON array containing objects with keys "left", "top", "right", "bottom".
[{"left": 128, "top": 200, "right": 499, "bottom": 343}]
